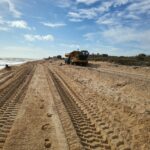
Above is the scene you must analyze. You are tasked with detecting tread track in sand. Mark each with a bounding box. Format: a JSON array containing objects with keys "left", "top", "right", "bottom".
[
  {"left": 48, "top": 68, "right": 131, "bottom": 150},
  {"left": 0, "top": 65, "right": 36, "bottom": 149}
]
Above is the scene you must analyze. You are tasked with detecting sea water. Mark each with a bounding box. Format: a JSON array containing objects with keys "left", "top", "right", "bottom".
[{"left": 0, "top": 58, "right": 32, "bottom": 69}]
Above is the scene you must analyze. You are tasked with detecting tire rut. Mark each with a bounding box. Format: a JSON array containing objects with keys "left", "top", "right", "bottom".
[
  {"left": 49, "top": 69, "right": 112, "bottom": 150},
  {"left": 0, "top": 64, "right": 36, "bottom": 149},
  {"left": 48, "top": 67, "right": 131, "bottom": 150}
]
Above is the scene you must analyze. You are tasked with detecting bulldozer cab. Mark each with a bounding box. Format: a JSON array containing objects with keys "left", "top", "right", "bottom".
[{"left": 77, "top": 50, "right": 89, "bottom": 60}]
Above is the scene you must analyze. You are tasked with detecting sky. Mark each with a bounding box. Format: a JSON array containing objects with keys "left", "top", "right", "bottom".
[{"left": 0, "top": 0, "right": 150, "bottom": 58}]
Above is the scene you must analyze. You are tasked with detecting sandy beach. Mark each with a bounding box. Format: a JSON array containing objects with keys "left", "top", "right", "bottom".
[{"left": 0, "top": 60, "right": 149, "bottom": 150}]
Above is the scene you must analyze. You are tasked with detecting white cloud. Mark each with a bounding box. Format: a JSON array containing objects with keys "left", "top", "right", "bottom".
[
  {"left": 102, "top": 27, "right": 150, "bottom": 51},
  {"left": 103, "top": 27, "right": 136, "bottom": 43},
  {"left": 0, "top": 0, "right": 21, "bottom": 18},
  {"left": 68, "top": 1, "right": 114, "bottom": 21},
  {"left": 68, "top": 12, "right": 81, "bottom": 19},
  {"left": 24, "top": 34, "right": 54, "bottom": 42},
  {"left": 68, "top": 0, "right": 146, "bottom": 23},
  {"left": 96, "top": 17, "right": 115, "bottom": 25},
  {"left": 68, "top": 8, "right": 97, "bottom": 20},
  {"left": 0, "top": 18, "right": 31, "bottom": 31},
  {"left": 42, "top": 22, "right": 66, "bottom": 28},
  {"left": 83, "top": 26, "right": 150, "bottom": 53},
  {"left": 96, "top": 9, "right": 140, "bottom": 27},
  {"left": 79, "top": 9, "right": 97, "bottom": 19},
  {"left": 127, "top": 0, "right": 150, "bottom": 14},
  {"left": 114, "top": 0, "right": 129, "bottom": 6},
  {"left": 76, "top": 0, "right": 99, "bottom": 5},
  {"left": 8, "top": 20, "right": 30, "bottom": 29},
  {"left": 96, "top": 1, "right": 113, "bottom": 13},
  {"left": 96, "top": 13, "right": 118, "bottom": 26}
]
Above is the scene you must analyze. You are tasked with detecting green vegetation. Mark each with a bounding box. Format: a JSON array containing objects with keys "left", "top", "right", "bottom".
[{"left": 88, "top": 53, "right": 150, "bottom": 66}]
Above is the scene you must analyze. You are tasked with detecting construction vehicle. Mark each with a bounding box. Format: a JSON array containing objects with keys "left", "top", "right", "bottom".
[{"left": 65, "top": 50, "right": 89, "bottom": 66}]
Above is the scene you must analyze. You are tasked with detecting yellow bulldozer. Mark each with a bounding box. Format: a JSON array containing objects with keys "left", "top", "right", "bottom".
[{"left": 65, "top": 50, "right": 89, "bottom": 66}]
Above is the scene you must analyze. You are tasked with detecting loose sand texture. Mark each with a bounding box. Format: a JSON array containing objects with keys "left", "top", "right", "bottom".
[
  {"left": 49, "top": 60, "right": 150, "bottom": 149},
  {"left": 0, "top": 60, "right": 149, "bottom": 150},
  {"left": 1, "top": 64, "right": 68, "bottom": 150}
]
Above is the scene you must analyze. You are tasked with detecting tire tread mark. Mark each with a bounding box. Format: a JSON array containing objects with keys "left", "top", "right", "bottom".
[
  {"left": 49, "top": 67, "right": 131, "bottom": 150},
  {"left": 0, "top": 64, "right": 36, "bottom": 149},
  {"left": 49, "top": 69, "right": 111, "bottom": 150}
]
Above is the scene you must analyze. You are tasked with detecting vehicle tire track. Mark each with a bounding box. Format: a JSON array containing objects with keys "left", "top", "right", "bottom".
[
  {"left": 48, "top": 69, "right": 113, "bottom": 150},
  {"left": 0, "top": 65, "right": 36, "bottom": 149},
  {"left": 0, "top": 66, "right": 33, "bottom": 107},
  {"left": 48, "top": 66, "right": 131, "bottom": 150}
]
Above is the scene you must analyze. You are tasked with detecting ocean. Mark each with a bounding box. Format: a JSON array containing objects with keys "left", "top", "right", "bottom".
[{"left": 0, "top": 58, "right": 33, "bottom": 69}]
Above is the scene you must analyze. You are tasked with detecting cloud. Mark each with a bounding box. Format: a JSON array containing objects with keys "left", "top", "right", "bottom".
[
  {"left": 0, "top": 0, "right": 21, "bottom": 18},
  {"left": 96, "top": 1, "right": 113, "bottom": 13},
  {"left": 96, "top": 13, "right": 119, "bottom": 26},
  {"left": 114, "top": 0, "right": 129, "bottom": 6},
  {"left": 103, "top": 27, "right": 137, "bottom": 43},
  {"left": 68, "top": 8, "right": 97, "bottom": 21},
  {"left": 102, "top": 27, "right": 150, "bottom": 51},
  {"left": 68, "top": 1, "right": 114, "bottom": 21},
  {"left": 83, "top": 26, "right": 150, "bottom": 54},
  {"left": 127, "top": 0, "right": 150, "bottom": 14},
  {"left": 24, "top": 34, "right": 54, "bottom": 42},
  {"left": 0, "top": 18, "right": 31, "bottom": 31},
  {"left": 42, "top": 22, "right": 66, "bottom": 28},
  {"left": 68, "top": 0, "right": 145, "bottom": 23},
  {"left": 68, "top": 12, "right": 81, "bottom": 20},
  {"left": 96, "top": 17, "right": 116, "bottom": 25},
  {"left": 96, "top": 8, "right": 141, "bottom": 28},
  {"left": 76, "top": 0, "right": 99, "bottom": 5},
  {"left": 8, "top": 20, "right": 30, "bottom": 29},
  {"left": 79, "top": 9, "right": 97, "bottom": 19},
  {"left": 96, "top": 10, "right": 128, "bottom": 28}
]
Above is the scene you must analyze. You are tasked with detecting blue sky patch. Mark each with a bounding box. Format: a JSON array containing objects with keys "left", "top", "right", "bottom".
[{"left": 0, "top": 0, "right": 150, "bottom": 58}]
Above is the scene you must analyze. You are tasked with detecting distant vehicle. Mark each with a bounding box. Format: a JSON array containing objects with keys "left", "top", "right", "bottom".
[{"left": 65, "top": 50, "right": 89, "bottom": 66}]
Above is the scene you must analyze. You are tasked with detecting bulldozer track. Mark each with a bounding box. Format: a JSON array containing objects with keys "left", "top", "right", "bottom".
[
  {"left": 0, "top": 64, "right": 36, "bottom": 149},
  {"left": 47, "top": 67, "right": 131, "bottom": 150}
]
